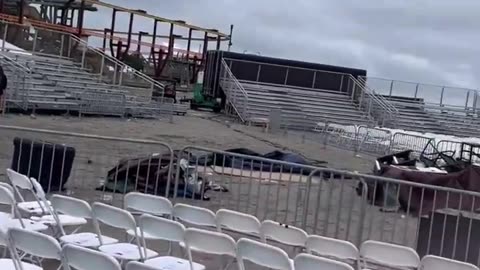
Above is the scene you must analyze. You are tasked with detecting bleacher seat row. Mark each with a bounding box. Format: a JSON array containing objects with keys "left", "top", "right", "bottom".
[{"left": 0, "top": 169, "right": 478, "bottom": 270}]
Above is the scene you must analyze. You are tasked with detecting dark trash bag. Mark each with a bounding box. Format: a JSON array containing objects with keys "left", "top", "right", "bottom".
[{"left": 11, "top": 137, "right": 75, "bottom": 191}]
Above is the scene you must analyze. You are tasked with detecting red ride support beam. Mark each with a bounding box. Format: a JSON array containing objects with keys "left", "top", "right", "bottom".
[
  {"left": 123, "top": 12, "right": 134, "bottom": 58},
  {"left": 137, "top": 31, "right": 148, "bottom": 53},
  {"left": 202, "top": 31, "right": 208, "bottom": 67},
  {"left": 167, "top": 23, "right": 174, "bottom": 59},
  {"left": 77, "top": 0, "right": 85, "bottom": 36},
  {"left": 0, "top": 0, "right": 4, "bottom": 14},
  {"left": 109, "top": 8, "right": 117, "bottom": 58},
  {"left": 18, "top": 0, "right": 25, "bottom": 24},
  {"left": 186, "top": 28, "right": 192, "bottom": 60},
  {"left": 102, "top": 28, "right": 109, "bottom": 52},
  {"left": 216, "top": 35, "right": 221, "bottom": 50}
]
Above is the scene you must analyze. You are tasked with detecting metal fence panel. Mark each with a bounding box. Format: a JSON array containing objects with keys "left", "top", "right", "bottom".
[
  {"left": 356, "top": 126, "right": 392, "bottom": 155},
  {"left": 390, "top": 132, "right": 433, "bottom": 157},
  {"left": 0, "top": 125, "right": 173, "bottom": 207}
]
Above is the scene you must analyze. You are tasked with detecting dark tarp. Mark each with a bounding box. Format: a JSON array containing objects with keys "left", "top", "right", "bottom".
[
  {"left": 362, "top": 165, "right": 480, "bottom": 213},
  {"left": 197, "top": 148, "right": 328, "bottom": 176},
  {"left": 97, "top": 151, "right": 224, "bottom": 200}
]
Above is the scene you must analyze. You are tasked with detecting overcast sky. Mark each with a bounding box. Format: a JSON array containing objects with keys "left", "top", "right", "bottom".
[{"left": 86, "top": 0, "right": 480, "bottom": 90}]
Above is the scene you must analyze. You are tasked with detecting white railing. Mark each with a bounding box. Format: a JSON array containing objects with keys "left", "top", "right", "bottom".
[{"left": 219, "top": 59, "right": 248, "bottom": 122}]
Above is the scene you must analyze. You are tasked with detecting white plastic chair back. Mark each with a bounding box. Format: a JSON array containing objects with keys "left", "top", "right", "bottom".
[
  {"left": 0, "top": 182, "right": 14, "bottom": 194},
  {"left": 216, "top": 209, "right": 261, "bottom": 236},
  {"left": 173, "top": 203, "right": 216, "bottom": 227},
  {"left": 63, "top": 244, "right": 121, "bottom": 270},
  {"left": 0, "top": 185, "right": 23, "bottom": 222},
  {"left": 294, "top": 253, "right": 354, "bottom": 270},
  {"left": 360, "top": 240, "right": 420, "bottom": 269},
  {"left": 139, "top": 214, "right": 185, "bottom": 242},
  {"left": 184, "top": 228, "right": 236, "bottom": 256},
  {"left": 306, "top": 235, "right": 359, "bottom": 262},
  {"left": 237, "top": 238, "right": 293, "bottom": 270},
  {"left": 260, "top": 220, "right": 308, "bottom": 247},
  {"left": 124, "top": 192, "right": 173, "bottom": 217},
  {"left": 421, "top": 255, "right": 479, "bottom": 270},
  {"left": 127, "top": 261, "right": 159, "bottom": 270},
  {"left": 51, "top": 195, "right": 93, "bottom": 219},
  {"left": 9, "top": 227, "right": 62, "bottom": 260},
  {"left": 92, "top": 202, "right": 137, "bottom": 232}
]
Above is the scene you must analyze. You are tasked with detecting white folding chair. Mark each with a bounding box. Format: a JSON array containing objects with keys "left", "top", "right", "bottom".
[
  {"left": 63, "top": 244, "right": 122, "bottom": 270},
  {"left": 2, "top": 227, "right": 63, "bottom": 270},
  {"left": 294, "top": 253, "right": 354, "bottom": 270},
  {"left": 173, "top": 203, "right": 216, "bottom": 228},
  {"left": 306, "top": 235, "right": 358, "bottom": 264},
  {"left": 92, "top": 202, "right": 158, "bottom": 261},
  {"left": 124, "top": 192, "right": 173, "bottom": 240},
  {"left": 421, "top": 255, "right": 479, "bottom": 270},
  {"left": 27, "top": 179, "right": 86, "bottom": 230},
  {"left": 260, "top": 220, "right": 308, "bottom": 253},
  {"left": 0, "top": 185, "right": 47, "bottom": 232},
  {"left": 236, "top": 238, "right": 293, "bottom": 270},
  {"left": 127, "top": 261, "right": 161, "bottom": 270},
  {"left": 6, "top": 169, "right": 49, "bottom": 216},
  {"left": 359, "top": 240, "right": 420, "bottom": 269},
  {"left": 216, "top": 209, "right": 261, "bottom": 237},
  {"left": 184, "top": 228, "right": 237, "bottom": 270},
  {"left": 50, "top": 195, "right": 117, "bottom": 247},
  {"left": 139, "top": 215, "right": 204, "bottom": 270}
]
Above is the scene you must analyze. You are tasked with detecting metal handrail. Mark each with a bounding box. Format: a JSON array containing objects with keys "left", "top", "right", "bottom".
[
  {"left": 220, "top": 59, "right": 248, "bottom": 122},
  {"left": 0, "top": 52, "right": 32, "bottom": 73},
  {"left": 355, "top": 76, "right": 398, "bottom": 126},
  {"left": 68, "top": 34, "right": 165, "bottom": 90}
]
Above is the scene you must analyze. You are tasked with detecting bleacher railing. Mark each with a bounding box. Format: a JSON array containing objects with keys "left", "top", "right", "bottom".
[
  {"left": 356, "top": 76, "right": 399, "bottom": 127},
  {"left": 361, "top": 76, "right": 480, "bottom": 114},
  {"left": 219, "top": 59, "right": 248, "bottom": 122},
  {"left": 218, "top": 57, "right": 398, "bottom": 128},
  {"left": 0, "top": 52, "right": 32, "bottom": 110},
  {"left": 0, "top": 19, "right": 164, "bottom": 98}
]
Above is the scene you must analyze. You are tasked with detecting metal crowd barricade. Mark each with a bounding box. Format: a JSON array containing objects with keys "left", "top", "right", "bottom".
[
  {"left": 347, "top": 172, "right": 480, "bottom": 266},
  {"left": 0, "top": 125, "right": 174, "bottom": 207},
  {"left": 355, "top": 126, "right": 392, "bottom": 155},
  {"left": 390, "top": 132, "right": 433, "bottom": 157},
  {"left": 314, "top": 121, "right": 359, "bottom": 152}
]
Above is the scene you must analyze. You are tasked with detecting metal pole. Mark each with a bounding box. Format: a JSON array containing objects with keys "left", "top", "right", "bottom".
[
  {"left": 465, "top": 91, "right": 470, "bottom": 111},
  {"left": 99, "top": 54, "right": 105, "bottom": 78},
  {"left": 414, "top": 83, "right": 419, "bottom": 98},
  {"left": 256, "top": 64, "right": 261, "bottom": 82},
  {"left": 311, "top": 71, "right": 317, "bottom": 89},
  {"left": 440, "top": 87, "right": 445, "bottom": 106},
  {"left": 339, "top": 74, "right": 344, "bottom": 92},
  {"left": 59, "top": 34, "right": 64, "bottom": 57},
  {"left": 67, "top": 35, "right": 72, "bottom": 58},
  {"left": 77, "top": 0, "right": 85, "bottom": 36},
  {"left": 18, "top": 0, "right": 25, "bottom": 24},
  {"left": 216, "top": 35, "right": 221, "bottom": 51},
  {"left": 284, "top": 68, "right": 289, "bottom": 85},
  {"left": 228, "top": 24, "right": 234, "bottom": 51},
  {"left": 2, "top": 24, "right": 7, "bottom": 52},
  {"left": 118, "top": 65, "right": 123, "bottom": 86},
  {"left": 81, "top": 45, "right": 86, "bottom": 68},
  {"left": 186, "top": 28, "right": 192, "bottom": 60},
  {"left": 112, "top": 62, "right": 117, "bottom": 84},
  {"left": 32, "top": 30, "right": 38, "bottom": 53},
  {"left": 389, "top": 80, "right": 394, "bottom": 97}
]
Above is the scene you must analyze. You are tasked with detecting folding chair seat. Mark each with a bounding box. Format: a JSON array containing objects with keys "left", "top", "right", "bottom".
[
  {"left": 359, "top": 240, "right": 420, "bottom": 269},
  {"left": 63, "top": 244, "right": 122, "bottom": 270},
  {"left": 421, "top": 255, "right": 479, "bottom": 270},
  {"left": 306, "top": 235, "right": 358, "bottom": 264}
]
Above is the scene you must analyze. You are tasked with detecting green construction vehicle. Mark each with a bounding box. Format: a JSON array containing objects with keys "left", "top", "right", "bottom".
[{"left": 189, "top": 84, "right": 222, "bottom": 113}]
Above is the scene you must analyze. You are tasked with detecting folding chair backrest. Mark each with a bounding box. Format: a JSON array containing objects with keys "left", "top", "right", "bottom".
[
  {"left": 294, "top": 253, "right": 354, "bottom": 270},
  {"left": 306, "top": 235, "right": 359, "bottom": 262},
  {"left": 127, "top": 261, "right": 159, "bottom": 270},
  {"left": 6, "top": 169, "right": 33, "bottom": 190},
  {"left": 92, "top": 202, "right": 137, "bottom": 232},
  {"left": 237, "top": 238, "right": 293, "bottom": 270},
  {"left": 9, "top": 227, "right": 62, "bottom": 260},
  {"left": 173, "top": 203, "right": 216, "bottom": 227},
  {"left": 0, "top": 184, "right": 15, "bottom": 206},
  {"left": 63, "top": 244, "right": 121, "bottom": 270},
  {"left": 140, "top": 214, "right": 185, "bottom": 242},
  {"left": 125, "top": 192, "right": 173, "bottom": 217},
  {"left": 51, "top": 195, "right": 93, "bottom": 219},
  {"left": 360, "top": 240, "right": 420, "bottom": 269},
  {"left": 421, "top": 255, "right": 479, "bottom": 270},
  {"left": 216, "top": 209, "right": 261, "bottom": 236},
  {"left": 184, "top": 228, "right": 236, "bottom": 257},
  {"left": 260, "top": 220, "right": 308, "bottom": 247},
  {"left": 0, "top": 182, "right": 14, "bottom": 194}
]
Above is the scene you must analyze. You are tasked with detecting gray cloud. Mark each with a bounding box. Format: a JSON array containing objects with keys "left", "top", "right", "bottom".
[{"left": 85, "top": 0, "right": 480, "bottom": 89}]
